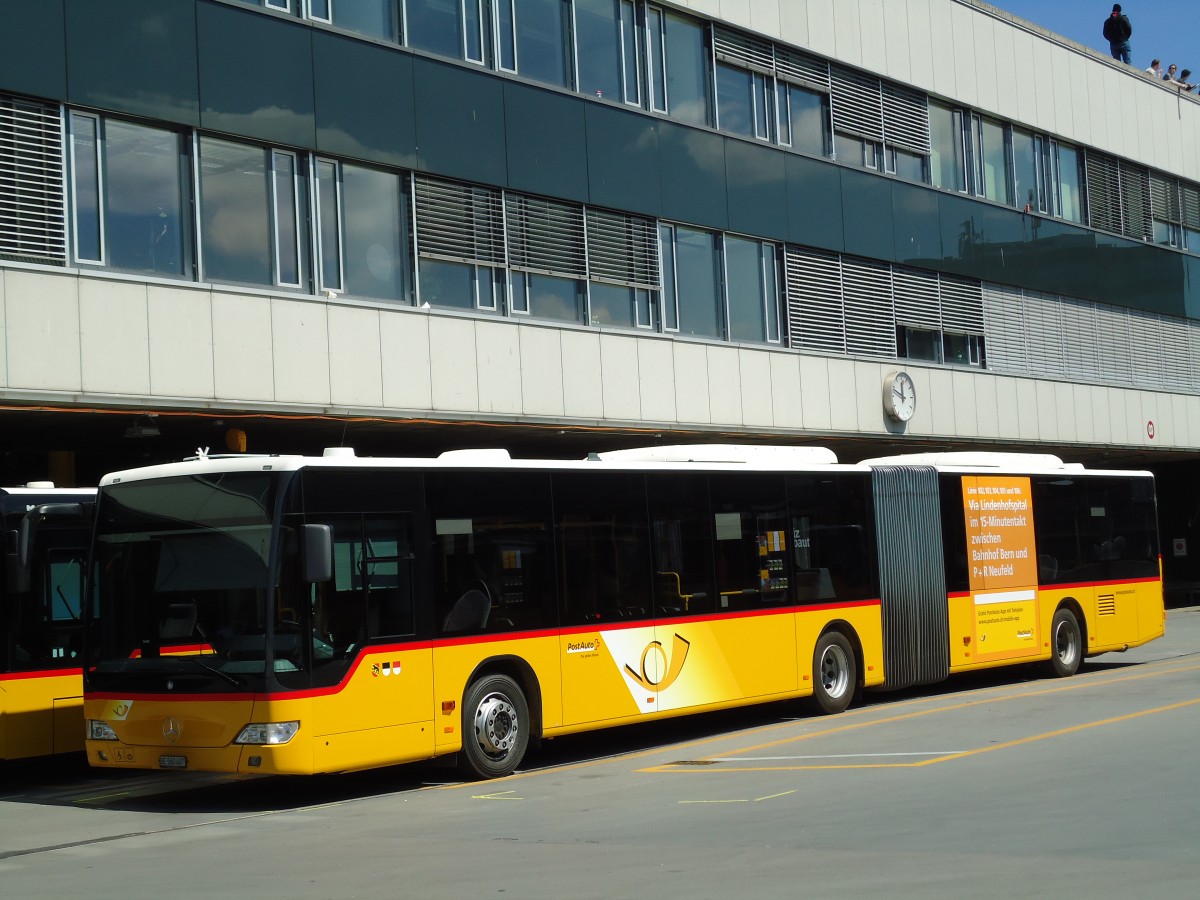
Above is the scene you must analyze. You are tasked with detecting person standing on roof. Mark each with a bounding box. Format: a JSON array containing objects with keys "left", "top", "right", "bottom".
[{"left": 1102, "top": 4, "right": 1132, "bottom": 64}]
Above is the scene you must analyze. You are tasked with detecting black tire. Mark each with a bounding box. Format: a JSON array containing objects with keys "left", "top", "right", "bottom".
[
  {"left": 810, "top": 631, "right": 857, "bottom": 715},
  {"left": 1047, "top": 607, "right": 1083, "bottom": 678},
  {"left": 459, "top": 673, "right": 530, "bottom": 779}
]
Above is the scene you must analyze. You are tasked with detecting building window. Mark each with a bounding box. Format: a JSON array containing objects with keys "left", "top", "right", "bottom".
[
  {"left": 715, "top": 61, "right": 772, "bottom": 141},
  {"left": 199, "top": 136, "right": 309, "bottom": 289},
  {"left": 943, "top": 333, "right": 985, "bottom": 367},
  {"left": 661, "top": 224, "right": 721, "bottom": 338},
  {"left": 512, "top": 271, "right": 585, "bottom": 322},
  {"left": 577, "top": 0, "right": 626, "bottom": 102},
  {"left": 973, "top": 115, "right": 1010, "bottom": 204},
  {"left": 776, "top": 81, "right": 829, "bottom": 156},
  {"left": 658, "top": 9, "right": 709, "bottom": 126},
  {"left": 1011, "top": 127, "right": 1038, "bottom": 212},
  {"left": 404, "top": 0, "right": 462, "bottom": 59},
  {"left": 69, "top": 113, "right": 189, "bottom": 278},
  {"left": 928, "top": 101, "right": 965, "bottom": 192},
  {"left": 724, "top": 235, "right": 780, "bottom": 344},
  {"left": 311, "top": 159, "right": 415, "bottom": 303}
]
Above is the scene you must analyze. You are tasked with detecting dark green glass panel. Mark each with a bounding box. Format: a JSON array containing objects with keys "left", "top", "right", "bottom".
[
  {"left": 314, "top": 33, "right": 416, "bottom": 168},
  {"left": 657, "top": 121, "right": 724, "bottom": 228},
  {"left": 504, "top": 83, "right": 588, "bottom": 203},
  {"left": 891, "top": 181, "right": 941, "bottom": 269},
  {"left": 726, "top": 140, "right": 786, "bottom": 241},
  {"left": 841, "top": 168, "right": 895, "bottom": 262},
  {"left": 785, "top": 154, "right": 843, "bottom": 252},
  {"left": 1185, "top": 256, "right": 1200, "bottom": 320},
  {"left": 413, "top": 57, "right": 507, "bottom": 186},
  {"left": 65, "top": 0, "right": 198, "bottom": 124},
  {"left": 1109, "top": 241, "right": 1185, "bottom": 315},
  {"left": 977, "top": 204, "right": 1028, "bottom": 284},
  {"left": 1, "top": 1, "right": 66, "bottom": 100},
  {"left": 197, "top": 2, "right": 315, "bottom": 148},
  {"left": 586, "top": 104, "right": 661, "bottom": 218},
  {"left": 937, "top": 192, "right": 986, "bottom": 279}
]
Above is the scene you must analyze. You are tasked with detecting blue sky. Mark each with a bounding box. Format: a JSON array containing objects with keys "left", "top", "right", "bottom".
[{"left": 988, "top": 1, "right": 1198, "bottom": 76}]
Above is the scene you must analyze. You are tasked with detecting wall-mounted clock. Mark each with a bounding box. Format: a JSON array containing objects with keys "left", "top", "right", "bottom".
[{"left": 883, "top": 371, "right": 916, "bottom": 422}]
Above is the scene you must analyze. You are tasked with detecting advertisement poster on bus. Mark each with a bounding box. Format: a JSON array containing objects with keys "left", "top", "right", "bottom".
[{"left": 962, "top": 476, "right": 1040, "bottom": 662}]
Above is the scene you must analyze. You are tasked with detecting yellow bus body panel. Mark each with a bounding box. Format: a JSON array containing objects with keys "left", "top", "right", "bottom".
[{"left": 1, "top": 670, "right": 82, "bottom": 761}]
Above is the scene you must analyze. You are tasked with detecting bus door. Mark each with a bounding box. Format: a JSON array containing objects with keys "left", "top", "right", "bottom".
[{"left": 304, "top": 513, "right": 432, "bottom": 766}]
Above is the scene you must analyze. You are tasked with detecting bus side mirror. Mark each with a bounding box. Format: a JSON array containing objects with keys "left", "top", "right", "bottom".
[
  {"left": 17, "top": 518, "right": 33, "bottom": 571},
  {"left": 303, "top": 524, "right": 333, "bottom": 583}
]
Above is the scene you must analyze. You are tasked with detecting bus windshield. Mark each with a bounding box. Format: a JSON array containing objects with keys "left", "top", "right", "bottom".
[{"left": 86, "top": 471, "right": 289, "bottom": 692}]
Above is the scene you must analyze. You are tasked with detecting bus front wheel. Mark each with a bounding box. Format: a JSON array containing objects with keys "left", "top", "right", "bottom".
[
  {"left": 1047, "top": 607, "right": 1083, "bottom": 678},
  {"left": 811, "top": 631, "right": 857, "bottom": 715},
  {"left": 460, "top": 673, "right": 530, "bottom": 779}
]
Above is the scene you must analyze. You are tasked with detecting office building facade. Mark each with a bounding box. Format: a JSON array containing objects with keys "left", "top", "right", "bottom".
[{"left": 1, "top": 0, "right": 1198, "bottom": 596}]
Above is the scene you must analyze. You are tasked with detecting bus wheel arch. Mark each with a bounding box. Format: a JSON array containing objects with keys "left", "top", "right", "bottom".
[
  {"left": 458, "top": 656, "right": 542, "bottom": 779},
  {"left": 809, "top": 623, "right": 861, "bottom": 715},
  {"left": 1047, "top": 601, "right": 1085, "bottom": 678}
]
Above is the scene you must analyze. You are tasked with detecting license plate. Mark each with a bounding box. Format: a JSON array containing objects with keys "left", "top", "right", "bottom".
[{"left": 159, "top": 755, "right": 188, "bottom": 769}]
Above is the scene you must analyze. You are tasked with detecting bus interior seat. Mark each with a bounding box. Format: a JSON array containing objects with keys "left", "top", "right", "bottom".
[
  {"left": 443, "top": 586, "right": 491, "bottom": 633},
  {"left": 159, "top": 602, "right": 197, "bottom": 639}
]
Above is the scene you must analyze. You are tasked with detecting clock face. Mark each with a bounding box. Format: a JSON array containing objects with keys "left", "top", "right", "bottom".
[{"left": 884, "top": 371, "right": 916, "bottom": 422}]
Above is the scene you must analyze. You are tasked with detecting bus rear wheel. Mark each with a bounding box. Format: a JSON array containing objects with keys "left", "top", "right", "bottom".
[
  {"left": 459, "top": 673, "right": 530, "bottom": 779},
  {"left": 1047, "top": 607, "right": 1083, "bottom": 678},
  {"left": 811, "top": 631, "right": 856, "bottom": 715}
]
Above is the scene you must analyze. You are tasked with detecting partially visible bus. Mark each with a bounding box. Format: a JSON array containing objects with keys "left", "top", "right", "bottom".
[
  {"left": 81, "top": 445, "right": 1163, "bottom": 779},
  {"left": 1, "top": 485, "right": 95, "bottom": 761}
]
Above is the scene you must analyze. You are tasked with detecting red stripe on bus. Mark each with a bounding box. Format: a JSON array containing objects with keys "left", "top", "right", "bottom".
[{"left": 1, "top": 667, "right": 80, "bottom": 682}]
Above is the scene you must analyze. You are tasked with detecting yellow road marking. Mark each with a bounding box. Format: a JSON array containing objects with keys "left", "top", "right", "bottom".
[
  {"left": 74, "top": 791, "right": 132, "bottom": 805},
  {"left": 679, "top": 790, "right": 796, "bottom": 805},
  {"left": 435, "top": 659, "right": 1200, "bottom": 788},
  {"left": 471, "top": 789, "right": 522, "bottom": 800}
]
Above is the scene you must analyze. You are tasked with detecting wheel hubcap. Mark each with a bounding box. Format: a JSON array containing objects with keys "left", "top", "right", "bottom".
[
  {"left": 820, "top": 644, "right": 850, "bottom": 698},
  {"left": 474, "top": 693, "right": 519, "bottom": 756},
  {"left": 1055, "top": 621, "right": 1078, "bottom": 666}
]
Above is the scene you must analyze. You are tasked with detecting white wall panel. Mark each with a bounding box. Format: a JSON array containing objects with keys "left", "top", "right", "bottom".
[
  {"left": 972, "top": 370, "right": 999, "bottom": 437},
  {"left": 990, "top": 19, "right": 1017, "bottom": 121},
  {"left": 797, "top": 356, "right": 831, "bottom": 429},
  {"left": 517, "top": 325, "right": 565, "bottom": 417},
  {"left": 993, "top": 376, "right": 1019, "bottom": 436},
  {"left": 0, "top": 272, "right": 7, "bottom": 388},
  {"left": 1048, "top": 44, "right": 1074, "bottom": 139},
  {"left": 1088, "top": 386, "right": 1111, "bottom": 445},
  {"left": 738, "top": 348, "right": 773, "bottom": 427},
  {"left": 380, "top": 312, "right": 432, "bottom": 411},
  {"left": 705, "top": 345, "right": 742, "bottom": 426},
  {"left": 212, "top": 292, "right": 273, "bottom": 402},
  {"left": 474, "top": 320, "right": 522, "bottom": 415},
  {"left": 881, "top": 0, "right": 912, "bottom": 86},
  {"left": 826, "top": 358, "right": 859, "bottom": 430},
  {"left": 327, "top": 305, "right": 382, "bottom": 408},
  {"left": 777, "top": 0, "right": 809, "bottom": 50},
  {"left": 598, "top": 333, "right": 642, "bottom": 421},
  {"left": 1106, "top": 388, "right": 1129, "bottom": 445},
  {"left": 971, "top": 17, "right": 998, "bottom": 115},
  {"left": 427, "top": 317, "right": 478, "bottom": 412},
  {"left": 1137, "top": 392, "right": 1160, "bottom": 447},
  {"left": 746, "top": 0, "right": 780, "bottom": 36},
  {"left": 271, "top": 298, "right": 330, "bottom": 405},
  {"left": 1164, "top": 92, "right": 1185, "bottom": 175},
  {"left": 560, "top": 331, "right": 604, "bottom": 419},
  {"left": 928, "top": 0, "right": 957, "bottom": 98},
  {"left": 1034, "top": 381, "right": 1059, "bottom": 440},
  {"left": 926, "top": 367, "right": 956, "bottom": 435},
  {"left": 904, "top": 0, "right": 936, "bottom": 92},
  {"left": 1030, "top": 36, "right": 1057, "bottom": 132},
  {"left": 714, "top": 0, "right": 749, "bottom": 29},
  {"left": 148, "top": 286, "right": 214, "bottom": 399},
  {"left": 769, "top": 354, "right": 803, "bottom": 429},
  {"left": 1015, "top": 379, "right": 1039, "bottom": 441},
  {"left": 637, "top": 339, "right": 677, "bottom": 423},
  {"left": 949, "top": 3, "right": 978, "bottom": 108},
  {"left": 831, "top": 1, "right": 862, "bottom": 66},
  {"left": 1051, "top": 382, "right": 1075, "bottom": 442},
  {"left": 1071, "top": 384, "right": 1096, "bottom": 443},
  {"left": 855, "top": 0, "right": 887, "bottom": 77},
  {"left": 673, "top": 342, "right": 711, "bottom": 424},
  {"left": 1106, "top": 68, "right": 1132, "bottom": 160},
  {"left": 79, "top": 280, "right": 149, "bottom": 396},
  {"left": 804, "top": 0, "right": 837, "bottom": 60},
  {"left": 1066, "top": 52, "right": 1094, "bottom": 147},
  {"left": 4, "top": 271, "right": 80, "bottom": 392}
]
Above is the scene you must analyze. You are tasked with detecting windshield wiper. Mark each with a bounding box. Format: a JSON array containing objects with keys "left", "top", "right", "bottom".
[{"left": 181, "top": 654, "right": 244, "bottom": 688}]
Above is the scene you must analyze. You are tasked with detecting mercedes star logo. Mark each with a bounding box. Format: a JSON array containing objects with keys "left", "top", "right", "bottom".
[{"left": 162, "top": 717, "right": 182, "bottom": 743}]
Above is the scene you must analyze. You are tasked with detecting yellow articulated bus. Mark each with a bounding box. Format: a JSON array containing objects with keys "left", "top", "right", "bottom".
[
  {"left": 81, "top": 445, "right": 1163, "bottom": 779},
  {"left": 1, "top": 486, "right": 96, "bottom": 761}
]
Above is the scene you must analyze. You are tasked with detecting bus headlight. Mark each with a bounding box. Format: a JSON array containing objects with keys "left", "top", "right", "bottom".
[
  {"left": 88, "top": 720, "right": 119, "bottom": 741},
  {"left": 234, "top": 722, "right": 300, "bottom": 745}
]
